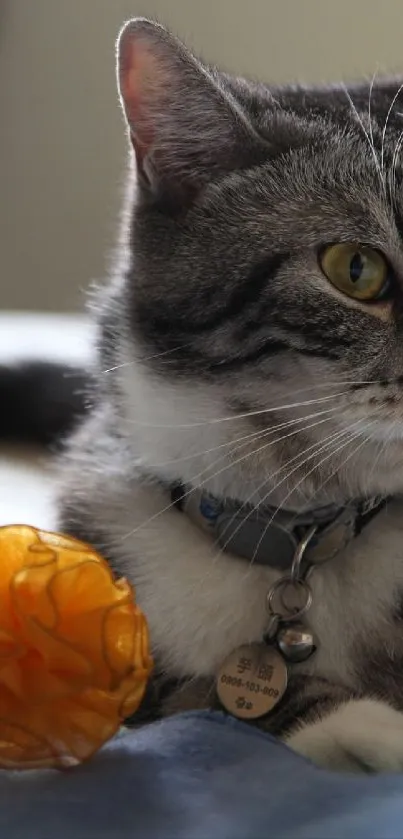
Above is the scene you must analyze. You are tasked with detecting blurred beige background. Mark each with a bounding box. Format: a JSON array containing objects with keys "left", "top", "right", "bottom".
[{"left": 2, "top": 0, "right": 403, "bottom": 312}]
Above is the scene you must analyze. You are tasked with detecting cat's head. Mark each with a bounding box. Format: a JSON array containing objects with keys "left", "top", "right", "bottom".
[{"left": 110, "top": 18, "right": 403, "bottom": 508}]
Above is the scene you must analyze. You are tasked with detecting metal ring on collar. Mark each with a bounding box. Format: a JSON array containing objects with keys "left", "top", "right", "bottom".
[
  {"left": 290, "top": 524, "right": 318, "bottom": 581},
  {"left": 266, "top": 577, "right": 313, "bottom": 621}
]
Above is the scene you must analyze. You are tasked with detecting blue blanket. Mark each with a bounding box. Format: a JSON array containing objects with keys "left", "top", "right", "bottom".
[{"left": 1, "top": 710, "right": 403, "bottom": 838}]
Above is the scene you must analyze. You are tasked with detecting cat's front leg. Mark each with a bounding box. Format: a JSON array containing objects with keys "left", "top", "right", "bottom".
[{"left": 286, "top": 698, "right": 403, "bottom": 772}]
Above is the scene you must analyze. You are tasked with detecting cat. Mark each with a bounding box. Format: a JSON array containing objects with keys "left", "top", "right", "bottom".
[{"left": 7, "top": 17, "right": 403, "bottom": 773}]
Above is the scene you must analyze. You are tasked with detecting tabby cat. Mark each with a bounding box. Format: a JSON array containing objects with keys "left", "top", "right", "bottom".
[{"left": 54, "top": 18, "right": 403, "bottom": 772}]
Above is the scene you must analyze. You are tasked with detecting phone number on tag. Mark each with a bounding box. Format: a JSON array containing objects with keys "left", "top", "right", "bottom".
[{"left": 220, "top": 674, "right": 279, "bottom": 697}]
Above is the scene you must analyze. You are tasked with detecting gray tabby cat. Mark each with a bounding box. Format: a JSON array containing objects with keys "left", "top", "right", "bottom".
[{"left": 57, "top": 18, "right": 403, "bottom": 772}]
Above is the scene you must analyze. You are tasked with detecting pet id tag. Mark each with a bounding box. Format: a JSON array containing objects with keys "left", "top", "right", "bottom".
[{"left": 216, "top": 642, "right": 288, "bottom": 720}]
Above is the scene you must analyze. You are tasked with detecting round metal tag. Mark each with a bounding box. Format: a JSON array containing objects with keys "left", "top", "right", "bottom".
[{"left": 216, "top": 643, "right": 287, "bottom": 720}]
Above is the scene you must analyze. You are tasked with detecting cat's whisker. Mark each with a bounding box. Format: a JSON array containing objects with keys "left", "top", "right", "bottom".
[
  {"left": 174, "top": 423, "right": 359, "bottom": 598},
  {"left": 150, "top": 406, "right": 340, "bottom": 467},
  {"left": 120, "top": 411, "right": 339, "bottom": 542},
  {"left": 342, "top": 84, "right": 385, "bottom": 194},
  {"left": 101, "top": 378, "right": 382, "bottom": 550},
  {"left": 248, "top": 408, "right": 384, "bottom": 567},
  {"left": 390, "top": 126, "right": 403, "bottom": 205},
  {"left": 215, "top": 415, "right": 370, "bottom": 563},
  {"left": 246, "top": 431, "right": 382, "bottom": 576},
  {"left": 368, "top": 70, "right": 377, "bottom": 166},
  {"left": 102, "top": 361, "right": 136, "bottom": 374},
  {"left": 261, "top": 415, "right": 378, "bottom": 514},
  {"left": 102, "top": 343, "right": 191, "bottom": 374},
  {"left": 281, "top": 378, "right": 384, "bottom": 398},
  {"left": 122, "top": 390, "right": 353, "bottom": 429},
  {"left": 281, "top": 415, "right": 383, "bottom": 540},
  {"left": 238, "top": 431, "right": 365, "bottom": 585},
  {"left": 185, "top": 398, "right": 386, "bottom": 563},
  {"left": 381, "top": 80, "right": 403, "bottom": 178},
  {"left": 173, "top": 410, "right": 339, "bottom": 492},
  {"left": 192, "top": 422, "right": 367, "bottom": 598},
  {"left": 363, "top": 415, "right": 396, "bottom": 494},
  {"left": 122, "top": 367, "right": 403, "bottom": 430}
]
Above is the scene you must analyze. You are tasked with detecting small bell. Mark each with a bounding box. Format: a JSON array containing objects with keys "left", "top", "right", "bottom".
[{"left": 276, "top": 623, "right": 316, "bottom": 662}]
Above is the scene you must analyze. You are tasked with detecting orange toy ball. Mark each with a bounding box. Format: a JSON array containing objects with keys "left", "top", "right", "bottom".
[{"left": 0, "top": 525, "right": 153, "bottom": 770}]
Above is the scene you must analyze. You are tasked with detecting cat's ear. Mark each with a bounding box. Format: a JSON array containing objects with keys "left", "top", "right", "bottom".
[{"left": 117, "top": 18, "right": 267, "bottom": 204}]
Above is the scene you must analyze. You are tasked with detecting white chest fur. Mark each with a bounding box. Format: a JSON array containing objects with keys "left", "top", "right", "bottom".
[
  {"left": 109, "top": 476, "right": 403, "bottom": 685},
  {"left": 108, "top": 353, "right": 403, "bottom": 686}
]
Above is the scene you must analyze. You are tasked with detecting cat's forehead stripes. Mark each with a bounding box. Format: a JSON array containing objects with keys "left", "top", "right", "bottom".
[{"left": 112, "top": 22, "right": 403, "bottom": 387}]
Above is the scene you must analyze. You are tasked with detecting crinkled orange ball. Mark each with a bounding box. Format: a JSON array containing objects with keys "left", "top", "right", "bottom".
[{"left": 0, "top": 525, "right": 153, "bottom": 770}]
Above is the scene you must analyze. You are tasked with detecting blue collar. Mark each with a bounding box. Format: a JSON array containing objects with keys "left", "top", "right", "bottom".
[{"left": 171, "top": 484, "right": 387, "bottom": 571}]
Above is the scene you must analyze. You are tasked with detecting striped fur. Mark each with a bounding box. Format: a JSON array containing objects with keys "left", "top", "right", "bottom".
[{"left": 55, "top": 20, "right": 403, "bottom": 771}]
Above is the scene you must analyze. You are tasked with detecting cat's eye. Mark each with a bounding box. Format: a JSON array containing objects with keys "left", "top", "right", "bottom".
[{"left": 319, "top": 243, "right": 390, "bottom": 301}]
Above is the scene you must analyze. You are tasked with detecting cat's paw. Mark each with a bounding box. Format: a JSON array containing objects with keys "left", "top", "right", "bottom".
[{"left": 286, "top": 698, "right": 403, "bottom": 772}]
